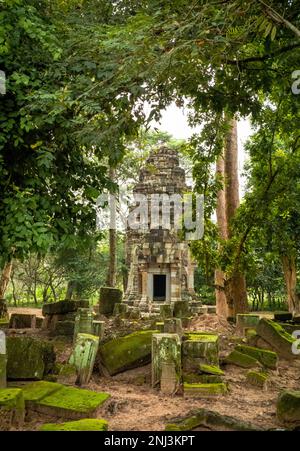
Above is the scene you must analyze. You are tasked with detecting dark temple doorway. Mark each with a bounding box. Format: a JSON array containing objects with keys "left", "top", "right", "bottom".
[{"left": 153, "top": 274, "right": 166, "bottom": 301}]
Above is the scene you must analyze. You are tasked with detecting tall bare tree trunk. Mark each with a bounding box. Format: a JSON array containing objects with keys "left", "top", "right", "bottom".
[
  {"left": 0, "top": 261, "right": 13, "bottom": 298},
  {"left": 106, "top": 167, "right": 117, "bottom": 287},
  {"left": 282, "top": 255, "right": 300, "bottom": 314},
  {"left": 223, "top": 119, "right": 248, "bottom": 317},
  {"left": 215, "top": 152, "right": 228, "bottom": 319}
]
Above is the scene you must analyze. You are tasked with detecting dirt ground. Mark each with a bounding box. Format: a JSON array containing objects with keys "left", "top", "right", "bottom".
[{"left": 7, "top": 308, "right": 300, "bottom": 431}]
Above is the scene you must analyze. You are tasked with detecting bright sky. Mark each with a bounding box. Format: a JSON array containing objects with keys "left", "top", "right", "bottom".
[{"left": 150, "top": 103, "right": 253, "bottom": 196}]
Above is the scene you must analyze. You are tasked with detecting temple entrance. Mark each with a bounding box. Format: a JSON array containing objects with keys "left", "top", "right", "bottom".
[{"left": 153, "top": 274, "right": 166, "bottom": 301}]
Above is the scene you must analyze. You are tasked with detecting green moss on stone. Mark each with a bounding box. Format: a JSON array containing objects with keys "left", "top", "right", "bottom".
[
  {"left": 277, "top": 390, "right": 300, "bottom": 425},
  {"left": 184, "top": 332, "right": 218, "bottom": 343},
  {"left": 199, "top": 364, "right": 224, "bottom": 376},
  {"left": 235, "top": 344, "right": 278, "bottom": 369},
  {"left": 99, "top": 330, "right": 159, "bottom": 376},
  {"left": 183, "top": 382, "right": 228, "bottom": 396},
  {"left": 21, "top": 381, "right": 63, "bottom": 402},
  {"left": 6, "top": 336, "right": 55, "bottom": 380},
  {"left": 38, "top": 385, "right": 109, "bottom": 414},
  {"left": 0, "top": 388, "right": 24, "bottom": 411},
  {"left": 183, "top": 373, "right": 222, "bottom": 384},
  {"left": 40, "top": 418, "right": 108, "bottom": 431},
  {"left": 246, "top": 370, "right": 268, "bottom": 388},
  {"left": 224, "top": 350, "right": 261, "bottom": 368}
]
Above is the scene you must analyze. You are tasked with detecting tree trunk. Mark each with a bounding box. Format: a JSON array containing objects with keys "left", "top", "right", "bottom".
[
  {"left": 224, "top": 119, "right": 248, "bottom": 317},
  {"left": 106, "top": 166, "right": 117, "bottom": 287},
  {"left": 215, "top": 152, "right": 228, "bottom": 319},
  {"left": 0, "top": 261, "right": 13, "bottom": 299},
  {"left": 66, "top": 280, "right": 77, "bottom": 300},
  {"left": 282, "top": 255, "right": 300, "bottom": 314}
]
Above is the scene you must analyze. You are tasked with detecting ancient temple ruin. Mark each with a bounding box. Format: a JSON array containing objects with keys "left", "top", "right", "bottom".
[{"left": 124, "top": 145, "right": 196, "bottom": 311}]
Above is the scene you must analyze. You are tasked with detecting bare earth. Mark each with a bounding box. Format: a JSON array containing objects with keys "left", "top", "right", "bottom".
[{"left": 7, "top": 308, "right": 300, "bottom": 431}]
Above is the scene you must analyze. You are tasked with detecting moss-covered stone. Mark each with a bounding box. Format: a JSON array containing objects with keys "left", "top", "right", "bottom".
[
  {"left": 25, "top": 383, "right": 110, "bottom": 420},
  {"left": 246, "top": 370, "right": 268, "bottom": 389},
  {"left": 6, "top": 336, "right": 55, "bottom": 380},
  {"left": 277, "top": 390, "right": 300, "bottom": 425},
  {"left": 99, "top": 287, "right": 122, "bottom": 316},
  {"left": 40, "top": 418, "right": 108, "bottom": 431},
  {"left": 165, "top": 408, "right": 263, "bottom": 431},
  {"left": 0, "top": 388, "right": 25, "bottom": 430},
  {"left": 235, "top": 344, "right": 278, "bottom": 369},
  {"left": 182, "top": 332, "right": 219, "bottom": 370},
  {"left": 98, "top": 330, "right": 158, "bottom": 376},
  {"left": 57, "top": 364, "right": 77, "bottom": 385},
  {"left": 224, "top": 350, "right": 261, "bottom": 368},
  {"left": 92, "top": 321, "right": 105, "bottom": 340},
  {"left": 199, "top": 364, "right": 224, "bottom": 376},
  {"left": 183, "top": 382, "right": 228, "bottom": 397},
  {"left": 257, "top": 318, "right": 297, "bottom": 359},
  {"left": 183, "top": 373, "right": 222, "bottom": 384},
  {"left": 21, "top": 381, "right": 63, "bottom": 403}
]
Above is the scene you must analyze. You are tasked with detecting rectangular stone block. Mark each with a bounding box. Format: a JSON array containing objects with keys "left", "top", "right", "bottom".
[
  {"left": 151, "top": 333, "right": 181, "bottom": 390},
  {"left": 69, "top": 333, "right": 99, "bottom": 385},
  {"left": 0, "top": 388, "right": 25, "bottom": 430},
  {"left": 9, "top": 313, "right": 36, "bottom": 329},
  {"left": 182, "top": 332, "right": 219, "bottom": 371}
]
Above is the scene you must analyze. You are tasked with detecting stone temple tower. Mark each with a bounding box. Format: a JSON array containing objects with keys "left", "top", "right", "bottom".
[{"left": 124, "top": 145, "right": 196, "bottom": 312}]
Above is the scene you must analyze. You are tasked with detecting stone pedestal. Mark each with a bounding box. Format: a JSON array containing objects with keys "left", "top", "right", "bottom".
[{"left": 151, "top": 333, "right": 181, "bottom": 392}]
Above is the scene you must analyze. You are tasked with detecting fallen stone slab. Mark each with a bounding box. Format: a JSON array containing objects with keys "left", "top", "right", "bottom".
[
  {"left": 6, "top": 336, "right": 55, "bottom": 380},
  {"left": 9, "top": 313, "right": 36, "bottom": 329},
  {"left": 98, "top": 330, "right": 158, "bottom": 376},
  {"left": 39, "top": 418, "right": 108, "bottom": 431},
  {"left": 182, "top": 332, "right": 219, "bottom": 371},
  {"left": 257, "top": 318, "right": 297, "bottom": 360},
  {"left": 224, "top": 350, "right": 261, "bottom": 369},
  {"left": 23, "top": 381, "right": 110, "bottom": 420},
  {"left": 183, "top": 382, "right": 228, "bottom": 398},
  {"left": 165, "top": 408, "right": 264, "bottom": 431},
  {"left": 0, "top": 388, "right": 25, "bottom": 430},
  {"left": 199, "top": 364, "right": 224, "bottom": 376},
  {"left": 277, "top": 390, "right": 300, "bottom": 426},
  {"left": 235, "top": 344, "right": 278, "bottom": 369}
]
